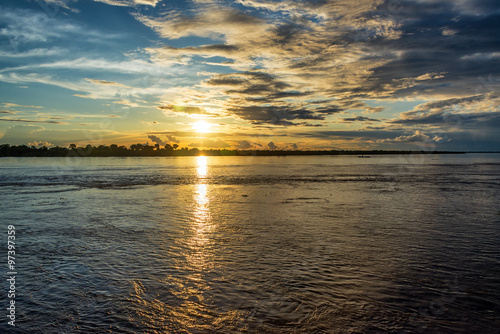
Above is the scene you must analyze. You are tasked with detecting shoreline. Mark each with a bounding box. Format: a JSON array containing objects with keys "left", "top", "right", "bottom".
[{"left": 0, "top": 149, "right": 480, "bottom": 157}]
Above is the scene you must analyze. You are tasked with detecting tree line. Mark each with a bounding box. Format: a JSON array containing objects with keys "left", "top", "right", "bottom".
[
  {"left": 1, "top": 143, "right": 202, "bottom": 157},
  {"left": 0, "top": 143, "right": 464, "bottom": 157}
]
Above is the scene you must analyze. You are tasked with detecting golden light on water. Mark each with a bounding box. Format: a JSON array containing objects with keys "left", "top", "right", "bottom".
[
  {"left": 196, "top": 155, "right": 208, "bottom": 179},
  {"left": 189, "top": 156, "right": 213, "bottom": 265},
  {"left": 158, "top": 156, "right": 216, "bottom": 329},
  {"left": 194, "top": 183, "right": 209, "bottom": 222},
  {"left": 193, "top": 156, "right": 210, "bottom": 229}
]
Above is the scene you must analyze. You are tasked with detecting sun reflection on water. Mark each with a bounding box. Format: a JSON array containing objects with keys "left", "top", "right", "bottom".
[
  {"left": 196, "top": 155, "right": 208, "bottom": 179},
  {"left": 188, "top": 156, "right": 213, "bottom": 270},
  {"left": 143, "top": 156, "right": 222, "bottom": 331},
  {"left": 194, "top": 156, "right": 210, "bottom": 226},
  {"left": 193, "top": 183, "right": 210, "bottom": 227}
]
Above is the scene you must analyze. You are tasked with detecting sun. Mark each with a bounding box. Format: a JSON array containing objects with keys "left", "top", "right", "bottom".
[{"left": 192, "top": 120, "right": 212, "bottom": 133}]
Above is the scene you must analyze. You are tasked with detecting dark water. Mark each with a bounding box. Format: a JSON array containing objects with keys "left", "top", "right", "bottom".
[{"left": 1, "top": 154, "right": 499, "bottom": 333}]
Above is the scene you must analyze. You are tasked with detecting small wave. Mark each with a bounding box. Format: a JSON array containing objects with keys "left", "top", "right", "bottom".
[{"left": 0, "top": 174, "right": 441, "bottom": 190}]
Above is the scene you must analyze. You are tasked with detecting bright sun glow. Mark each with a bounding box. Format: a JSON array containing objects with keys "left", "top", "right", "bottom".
[{"left": 192, "top": 120, "right": 212, "bottom": 133}]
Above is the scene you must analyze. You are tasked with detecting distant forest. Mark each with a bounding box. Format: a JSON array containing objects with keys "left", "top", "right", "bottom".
[{"left": 0, "top": 143, "right": 466, "bottom": 157}]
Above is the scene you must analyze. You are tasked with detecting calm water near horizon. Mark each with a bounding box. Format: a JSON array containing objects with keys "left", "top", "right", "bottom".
[{"left": 1, "top": 154, "right": 499, "bottom": 333}]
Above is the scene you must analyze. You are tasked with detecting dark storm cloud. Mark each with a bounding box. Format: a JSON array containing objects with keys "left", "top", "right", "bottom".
[
  {"left": 391, "top": 110, "right": 500, "bottom": 129},
  {"left": 295, "top": 129, "right": 406, "bottom": 140},
  {"left": 389, "top": 93, "right": 500, "bottom": 127},
  {"left": 342, "top": 116, "right": 380, "bottom": 123},
  {"left": 227, "top": 105, "right": 326, "bottom": 125},
  {"left": 207, "top": 70, "right": 344, "bottom": 123},
  {"left": 206, "top": 72, "right": 291, "bottom": 95},
  {"left": 204, "top": 77, "right": 247, "bottom": 86},
  {"left": 364, "top": 2, "right": 500, "bottom": 97},
  {"left": 244, "top": 91, "right": 311, "bottom": 102},
  {"left": 390, "top": 113, "right": 448, "bottom": 125},
  {"left": 273, "top": 21, "right": 309, "bottom": 45}
]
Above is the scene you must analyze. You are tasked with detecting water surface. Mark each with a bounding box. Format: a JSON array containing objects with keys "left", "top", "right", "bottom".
[{"left": 1, "top": 154, "right": 499, "bottom": 333}]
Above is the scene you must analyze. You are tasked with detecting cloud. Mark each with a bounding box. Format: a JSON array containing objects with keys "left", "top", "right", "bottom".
[
  {"left": 342, "top": 116, "right": 381, "bottom": 122},
  {"left": 148, "top": 131, "right": 225, "bottom": 138},
  {"left": 0, "top": 71, "right": 169, "bottom": 103},
  {"left": 135, "top": 7, "right": 266, "bottom": 40},
  {"left": 146, "top": 134, "right": 180, "bottom": 144},
  {"left": 85, "top": 78, "right": 128, "bottom": 87},
  {"left": 165, "top": 134, "right": 179, "bottom": 144},
  {"left": 158, "top": 105, "right": 208, "bottom": 116},
  {"left": 389, "top": 93, "right": 500, "bottom": 127},
  {"left": 267, "top": 141, "right": 277, "bottom": 150},
  {"left": 0, "top": 118, "right": 86, "bottom": 125},
  {"left": 225, "top": 104, "right": 342, "bottom": 125},
  {"left": 114, "top": 100, "right": 141, "bottom": 107},
  {"left": 27, "top": 140, "right": 53, "bottom": 147},
  {"left": 1, "top": 57, "right": 172, "bottom": 76},
  {"left": 133, "top": 0, "right": 500, "bottom": 129},
  {"left": 377, "top": 130, "right": 444, "bottom": 144},
  {"left": 0, "top": 47, "right": 66, "bottom": 58},
  {"left": 236, "top": 140, "right": 252, "bottom": 149},
  {"left": 147, "top": 135, "right": 165, "bottom": 146},
  {"left": 150, "top": 44, "right": 240, "bottom": 59},
  {"left": 92, "top": 0, "right": 160, "bottom": 7},
  {"left": 461, "top": 52, "right": 500, "bottom": 61},
  {"left": 363, "top": 106, "right": 384, "bottom": 114},
  {"left": 43, "top": 0, "right": 160, "bottom": 9},
  {"left": 188, "top": 138, "right": 230, "bottom": 148},
  {"left": 0, "top": 7, "right": 120, "bottom": 48},
  {"left": 2, "top": 0, "right": 499, "bottom": 150},
  {"left": 2, "top": 103, "right": 42, "bottom": 109}
]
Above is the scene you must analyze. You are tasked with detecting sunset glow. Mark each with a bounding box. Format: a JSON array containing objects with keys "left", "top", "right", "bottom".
[
  {"left": 1, "top": 1, "right": 499, "bottom": 332},
  {"left": 0, "top": 0, "right": 498, "bottom": 151},
  {"left": 192, "top": 121, "right": 212, "bottom": 134}
]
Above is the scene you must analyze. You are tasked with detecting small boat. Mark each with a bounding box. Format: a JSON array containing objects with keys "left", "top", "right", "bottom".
[{"left": 358, "top": 155, "right": 371, "bottom": 158}]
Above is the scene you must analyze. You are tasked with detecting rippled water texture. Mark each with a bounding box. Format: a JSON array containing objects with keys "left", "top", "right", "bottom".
[{"left": 1, "top": 154, "right": 499, "bottom": 333}]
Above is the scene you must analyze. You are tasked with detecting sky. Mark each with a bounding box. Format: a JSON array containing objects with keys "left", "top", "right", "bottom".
[{"left": 0, "top": 0, "right": 499, "bottom": 151}]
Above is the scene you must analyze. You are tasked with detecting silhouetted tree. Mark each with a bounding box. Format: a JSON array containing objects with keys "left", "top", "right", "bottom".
[
  {"left": 130, "top": 144, "right": 142, "bottom": 151},
  {"left": 142, "top": 145, "right": 154, "bottom": 154}
]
